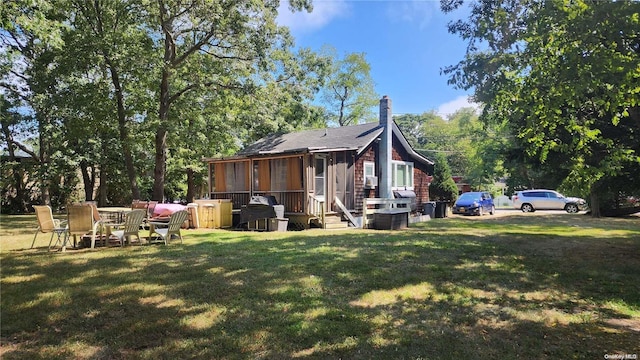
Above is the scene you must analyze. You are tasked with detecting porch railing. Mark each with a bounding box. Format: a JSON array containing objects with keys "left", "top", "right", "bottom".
[
  {"left": 308, "top": 194, "right": 325, "bottom": 218},
  {"left": 210, "top": 191, "right": 305, "bottom": 214},
  {"left": 210, "top": 192, "right": 250, "bottom": 210},
  {"left": 253, "top": 191, "right": 304, "bottom": 213}
]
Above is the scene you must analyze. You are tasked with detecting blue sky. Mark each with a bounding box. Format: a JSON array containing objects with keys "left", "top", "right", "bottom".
[{"left": 277, "top": 0, "right": 478, "bottom": 118}]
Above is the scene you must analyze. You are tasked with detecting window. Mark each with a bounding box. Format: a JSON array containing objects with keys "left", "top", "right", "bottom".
[
  {"left": 392, "top": 161, "right": 413, "bottom": 189},
  {"left": 364, "top": 162, "right": 375, "bottom": 184}
]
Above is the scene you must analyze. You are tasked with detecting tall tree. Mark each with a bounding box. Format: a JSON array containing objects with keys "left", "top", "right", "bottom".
[
  {"left": 442, "top": 0, "right": 640, "bottom": 216},
  {"left": 1, "top": 0, "right": 69, "bottom": 207},
  {"left": 320, "top": 47, "right": 378, "bottom": 126},
  {"left": 69, "top": 0, "right": 154, "bottom": 201},
  {"left": 146, "top": 0, "right": 312, "bottom": 201}
]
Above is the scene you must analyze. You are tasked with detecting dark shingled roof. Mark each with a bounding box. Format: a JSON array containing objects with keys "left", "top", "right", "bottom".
[{"left": 238, "top": 122, "right": 383, "bottom": 156}]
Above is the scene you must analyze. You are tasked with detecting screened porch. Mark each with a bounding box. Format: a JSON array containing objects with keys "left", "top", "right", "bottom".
[{"left": 208, "top": 155, "right": 310, "bottom": 214}]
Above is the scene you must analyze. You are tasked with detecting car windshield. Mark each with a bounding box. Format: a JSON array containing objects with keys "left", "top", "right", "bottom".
[{"left": 458, "top": 193, "right": 481, "bottom": 202}]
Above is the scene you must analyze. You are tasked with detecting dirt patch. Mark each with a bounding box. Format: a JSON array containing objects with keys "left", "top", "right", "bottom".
[{"left": 603, "top": 318, "right": 640, "bottom": 332}]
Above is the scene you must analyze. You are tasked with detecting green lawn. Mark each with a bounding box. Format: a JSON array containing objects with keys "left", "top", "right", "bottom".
[{"left": 1, "top": 213, "right": 639, "bottom": 359}]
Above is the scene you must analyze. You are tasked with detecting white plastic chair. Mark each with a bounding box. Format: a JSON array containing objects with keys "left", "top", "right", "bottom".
[
  {"left": 110, "top": 209, "right": 146, "bottom": 246},
  {"left": 149, "top": 210, "right": 188, "bottom": 245}
]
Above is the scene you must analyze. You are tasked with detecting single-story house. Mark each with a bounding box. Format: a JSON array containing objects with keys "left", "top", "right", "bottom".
[{"left": 203, "top": 96, "right": 434, "bottom": 228}]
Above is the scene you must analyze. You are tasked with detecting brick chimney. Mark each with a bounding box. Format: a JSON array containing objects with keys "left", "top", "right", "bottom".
[{"left": 378, "top": 96, "right": 393, "bottom": 199}]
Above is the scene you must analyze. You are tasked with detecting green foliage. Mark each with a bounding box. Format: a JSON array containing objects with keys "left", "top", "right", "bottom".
[
  {"left": 1, "top": 0, "right": 327, "bottom": 206},
  {"left": 428, "top": 152, "right": 459, "bottom": 201},
  {"left": 319, "top": 46, "right": 379, "bottom": 126},
  {"left": 442, "top": 0, "right": 640, "bottom": 215},
  {"left": 395, "top": 107, "right": 505, "bottom": 191}
]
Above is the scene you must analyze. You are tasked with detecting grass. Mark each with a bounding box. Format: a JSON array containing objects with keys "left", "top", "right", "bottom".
[{"left": 1, "top": 212, "right": 639, "bottom": 359}]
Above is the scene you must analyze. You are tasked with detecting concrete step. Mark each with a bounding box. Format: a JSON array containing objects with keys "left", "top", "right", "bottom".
[
  {"left": 324, "top": 221, "right": 349, "bottom": 229},
  {"left": 323, "top": 215, "right": 344, "bottom": 223}
]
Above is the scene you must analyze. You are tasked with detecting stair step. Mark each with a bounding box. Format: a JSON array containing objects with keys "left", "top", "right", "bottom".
[{"left": 324, "top": 222, "right": 349, "bottom": 229}]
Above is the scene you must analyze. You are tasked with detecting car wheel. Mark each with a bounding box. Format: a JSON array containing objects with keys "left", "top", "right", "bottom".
[
  {"left": 521, "top": 203, "right": 534, "bottom": 213},
  {"left": 490, "top": 205, "right": 495, "bottom": 215},
  {"left": 478, "top": 207, "right": 483, "bottom": 216},
  {"left": 565, "top": 204, "right": 579, "bottom": 213}
]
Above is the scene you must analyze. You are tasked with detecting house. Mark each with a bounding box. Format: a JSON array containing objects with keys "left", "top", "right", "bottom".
[{"left": 203, "top": 96, "right": 434, "bottom": 229}]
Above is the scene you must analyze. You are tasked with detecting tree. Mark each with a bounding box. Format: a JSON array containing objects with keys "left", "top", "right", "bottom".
[
  {"left": 428, "top": 152, "right": 458, "bottom": 201},
  {"left": 142, "top": 0, "right": 314, "bottom": 201},
  {"left": 442, "top": 0, "right": 640, "bottom": 216},
  {"left": 395, "top": 107, "right": 504, "bottom": 191},
  {"left": 69, "top": 0, "right": 155, "bottom": 201},
  {"left": 320, "top": 47, "right": 378, "bottom": 126},
  {"left": 1, "top": 0, "right": 71, "bottom": 208}
]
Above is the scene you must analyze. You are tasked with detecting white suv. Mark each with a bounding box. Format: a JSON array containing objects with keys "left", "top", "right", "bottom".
[{"left": 512, "top": 190, "right": 587, "bottom": 213}]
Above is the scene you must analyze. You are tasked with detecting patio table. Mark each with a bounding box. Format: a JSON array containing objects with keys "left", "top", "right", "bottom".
[
  {"left": 97, "top": 207, "right": 132, "bottom": 224},
  {"left": 97, "top": 207, "right": 132, "bottom": 240}
]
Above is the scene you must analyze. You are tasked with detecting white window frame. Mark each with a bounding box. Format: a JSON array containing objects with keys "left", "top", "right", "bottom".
[
  {"left": 392, "top": 160, "right": 414, "bottom": 190},
  {"left": 363, "top": 161, "right": 375, "bottom": 184}
]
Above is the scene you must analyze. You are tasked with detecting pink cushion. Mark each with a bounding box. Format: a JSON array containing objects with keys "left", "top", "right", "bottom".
[{"left": 152, "top": 204, "right": 186, "bottom": 217}]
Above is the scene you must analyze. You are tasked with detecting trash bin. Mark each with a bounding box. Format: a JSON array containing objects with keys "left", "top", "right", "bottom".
[
  {"left": 435, "top": 201, "right": 449, "bottom": 218},
  {"left": 423, "top": 201, "right": 436, "bottom": 218}
]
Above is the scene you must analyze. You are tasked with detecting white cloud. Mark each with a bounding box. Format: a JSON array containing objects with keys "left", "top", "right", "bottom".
[
  {"left": 436, "top": 95, "right": 481, "bottom": 119},
  {"left": 277, "top": 1, "right": 350, "bottom": 33},
  {"left": 386, "top": 1, "right": 439, "bottom": 30}
]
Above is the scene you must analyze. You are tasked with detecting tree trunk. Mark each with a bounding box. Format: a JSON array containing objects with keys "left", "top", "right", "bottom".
[
  {"left": 38, "top": 116, "right": 51, "bottom": 206},
  {"left": 80, "top": 160, "right": 94, "bottom": 201},
  {"left": 152, "top": 67, "right": 170, "bottom": 202},
  {"left": 152, "top": 126, "right": 167, "bottom": 202},
  {"left": 1, "top": 123, "right": 29, "bottom": 212},
  {"left": 152, "top": 15, "right": 174, "bottom": 202},
  {"left": 105, "top": 56, "right": 141, "bottom": 200},
  {"left": 590, "top": 186, "right": 601, "bottom": 218},
  {"left": 186, "top": 168, "right": 195, "bottom": 203}
]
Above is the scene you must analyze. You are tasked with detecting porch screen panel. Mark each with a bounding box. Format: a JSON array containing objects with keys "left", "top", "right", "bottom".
[
  {"left": 256, "top": 160, "right": 270, "bottom": 191},
  {"left": 335, "top": 152, "right": 346, "bottom": 210},
  {"left": 225, "top": 162, "right": 248, "bottom": 191},
  {"left": 214, "top": 163, "right": 226, "bottom": 192},
  {"left": 346, "top": 153, "right": 354, "bottom": 209},
  {"left": 225, "top": 163, "right": 234, "bottom": 190},
  {"left": 238, "top": 162, "right": 248, "bottom": 191},
  {"left": 271, "top": 158, "right": 287, "bottom": 191},
  {"left": 287, "top": 157, "right": 303, "bottom": 190}
]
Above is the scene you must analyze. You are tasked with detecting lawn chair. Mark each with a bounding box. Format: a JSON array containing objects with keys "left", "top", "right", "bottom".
[
  {"left": 31, "top": 205, "right": 68, "bottom": 250},
  {"left": 149, "top": 210, "right": 188, "bottom": 245},
  {"left": 131, "top": 200, "right": 158, "bottom": 229},
  {"left": 110, "top": 209, "right": 146, "bottom": 246},
  {"left": 65, "top": 203, "right": 102, "bottom": 250}
]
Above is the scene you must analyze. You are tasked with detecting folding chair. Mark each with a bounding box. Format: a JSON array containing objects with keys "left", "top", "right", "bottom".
[{"left": 31, "top": 205, "right": 67, "bottom": 250}]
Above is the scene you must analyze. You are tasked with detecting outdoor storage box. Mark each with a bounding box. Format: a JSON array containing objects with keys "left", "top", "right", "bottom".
[
  {"left": 374, "top": 209, "right": 408, "bottom": 230},
  {"left": 194, "top": 199, "right": 233, "bottom": 228}
]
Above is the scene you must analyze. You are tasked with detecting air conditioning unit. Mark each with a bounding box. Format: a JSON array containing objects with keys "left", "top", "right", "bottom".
[{"left": 365, "top": 176, "right": 378, "bottom": 189}]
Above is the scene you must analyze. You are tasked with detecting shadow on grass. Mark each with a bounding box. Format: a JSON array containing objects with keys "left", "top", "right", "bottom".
[{"left": 1, "top": 214, "right": 639, "bottom": 359}]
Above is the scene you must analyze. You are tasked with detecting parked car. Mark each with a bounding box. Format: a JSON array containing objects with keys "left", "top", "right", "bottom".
[
  {"left": 512, "top": 189, "right": 587, "bottom": 213},
  {"left": 452, "top": 191, "right": 495, "bottom": 216}
]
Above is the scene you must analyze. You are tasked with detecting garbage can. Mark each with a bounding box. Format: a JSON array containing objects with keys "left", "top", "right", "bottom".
[
  {"left": 423, "top": 201, "right": 436, "bottom": 218},
  {"left": 435, "top": 201, "right": 449, "bottom": 218}
]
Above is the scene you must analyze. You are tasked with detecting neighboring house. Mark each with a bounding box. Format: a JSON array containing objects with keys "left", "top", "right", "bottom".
[{"left": 203, "top": 96, "right": 434, "bottom": 228}]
